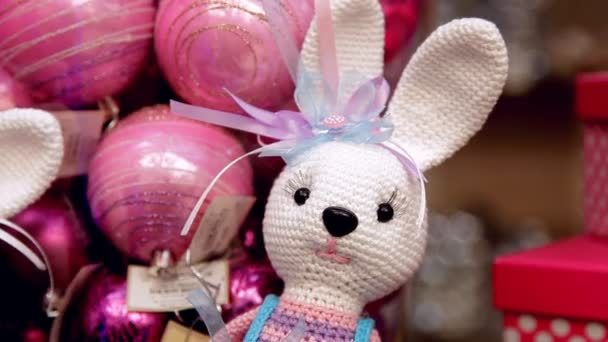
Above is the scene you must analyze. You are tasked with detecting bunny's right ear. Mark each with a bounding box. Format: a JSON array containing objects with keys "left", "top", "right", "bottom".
[
  {"left": 0, "top": 108, "right": 64, "bottom": 218},
  {"left": 387, "top": 18, "right": 508, "bottom": 171}
]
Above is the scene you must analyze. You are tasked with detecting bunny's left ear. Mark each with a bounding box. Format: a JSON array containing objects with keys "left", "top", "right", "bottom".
[
  {"left": 0, "top": 108, "right": 64, "bottom": 218},
  {"left": 387, "top": 18, "right": 508, "bottom": 171},
  {"left": 300, "top": 0, "right": 385, "bottom": 90}
]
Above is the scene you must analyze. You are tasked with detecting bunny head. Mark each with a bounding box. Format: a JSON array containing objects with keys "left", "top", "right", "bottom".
[
  {"left": 262, "top": 0, "right": 507, "bottom": 312},
  {"left": 0, "top": 108, "right": 64, "bottom": 218}
]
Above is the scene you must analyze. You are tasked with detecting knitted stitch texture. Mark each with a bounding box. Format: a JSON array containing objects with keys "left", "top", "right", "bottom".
[
  {"left": 0, "top": 108, "right": 64, "bottom": 218},
  {"left": 224, "top": 0, "right": 508, "bottom": 340}
]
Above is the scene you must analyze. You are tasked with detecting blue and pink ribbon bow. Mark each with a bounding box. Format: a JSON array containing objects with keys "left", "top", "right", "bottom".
[{"left": 173, "top": 0, "right": 426, "bottom": 237}]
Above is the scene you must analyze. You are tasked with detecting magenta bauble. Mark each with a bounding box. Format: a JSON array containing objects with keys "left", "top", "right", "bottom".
[
  {"left": 73, "top": 271, "right": 167, "bottom": 342},
  {"left": 222, "top": 250, "right": 283, "bottom": 322},
  {"left": 87, "top": 105, "right": 254, "bottom": 263},
  {"left": 0, "top": 0, "right": 156, "bottom": 107},
  {"left": 380, "top": 0, "right": 419, "bottom": 63},
  {"left": 11, "top": 191, "right": 90, "bottom": 293},
  {"left": 0, "top": 68, "right": 31, "bottom": 110},
  {"left": 155, "top": 0, "right": 314, "bottom": 111}
]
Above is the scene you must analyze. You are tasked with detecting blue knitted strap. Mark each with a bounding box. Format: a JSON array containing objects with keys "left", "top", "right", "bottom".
[
  {"left": 354, "top": 317, "right": 375, "bottom": 342},
  {"left": 244, "top": 294, "right": 280, "bottom": 342}
]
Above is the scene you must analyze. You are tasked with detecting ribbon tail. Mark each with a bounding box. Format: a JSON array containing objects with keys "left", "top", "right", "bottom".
[
  {"left": 186, "top": 289, "right": 232, "bottom": 342},
  {"left": 315, "top": 0, "right": 339, "bottom": 95},
  {"left": 223, "top": 89, "right": 279, "bottom": 126},
  {"left": 170, "top": 100, "right": 291, "bottom": 140},
  {"left": 260, "top": 0, "right": 302, "bottom": 84}
]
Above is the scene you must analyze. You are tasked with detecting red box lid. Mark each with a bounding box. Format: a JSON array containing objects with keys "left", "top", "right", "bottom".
[
  {"left": 577, "top": 72, "right": 608, "bottom": 121},
  {"left": 493, "top": 235, "right": 608, "bottom": 320}
]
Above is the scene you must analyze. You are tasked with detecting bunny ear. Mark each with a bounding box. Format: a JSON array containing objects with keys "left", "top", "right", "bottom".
[
  {"left": 300, "top": 0, "right": 385, "bottom": 93},
  {"left": 0, "top": 108, "right": 64, "bottom": 218},
  {"left": 387, "top": 18, "right": 508, "bottom": 171}
]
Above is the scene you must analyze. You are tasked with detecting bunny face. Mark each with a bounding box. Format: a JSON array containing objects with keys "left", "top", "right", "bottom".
[{"left": 263, "top": 141, "right": 427, "bottom": 306}]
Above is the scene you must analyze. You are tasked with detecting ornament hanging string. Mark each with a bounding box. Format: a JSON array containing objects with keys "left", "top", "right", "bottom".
[{"left": 0, "top": 218, "right": 58, "bottom": 317}]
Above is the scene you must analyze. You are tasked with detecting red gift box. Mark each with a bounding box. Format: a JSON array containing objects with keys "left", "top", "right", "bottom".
[
  {"left": 577, "top": 73, "right": 608, "bottom": 237},
  {"left": 494, "top": 235, "right": 608, "bottom": 341}
]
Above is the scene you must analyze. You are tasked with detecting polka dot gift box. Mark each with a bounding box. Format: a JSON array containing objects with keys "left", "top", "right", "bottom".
[
  {"left": 577, "top": 73, "right": 608, "bottom": 237},
  {"left": 494, "top": 235, "right": 608, "bottom": 342}
]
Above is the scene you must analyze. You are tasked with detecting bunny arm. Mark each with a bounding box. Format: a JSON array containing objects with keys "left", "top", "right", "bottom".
[{"left": 220, "top": 306, "right": 260, "bottom": 341}]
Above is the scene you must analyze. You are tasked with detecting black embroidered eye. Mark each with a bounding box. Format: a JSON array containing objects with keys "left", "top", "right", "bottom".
[
  {"left": 377, "top": 203, "right": 394, "bottom": 222},
  {"left": 294, "top": 188, "right": 310, "bottom": 205}
]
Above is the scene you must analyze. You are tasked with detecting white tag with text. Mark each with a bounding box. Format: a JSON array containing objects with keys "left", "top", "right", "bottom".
[
  {"left": 186, "top": 195, "right": 255, "bottom": 264},
  {"left": 127, "top": 259, "right": 228, "bottom": 312}
]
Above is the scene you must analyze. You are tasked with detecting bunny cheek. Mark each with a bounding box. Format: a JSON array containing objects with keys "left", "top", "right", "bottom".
[{"left": 263, "top": 141, "right": 427, "bottom": 304}]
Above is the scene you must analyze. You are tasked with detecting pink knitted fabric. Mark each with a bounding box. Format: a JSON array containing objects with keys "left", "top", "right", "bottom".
[{"left": 256, "top": 299, "right": 380, "bottom": 342}]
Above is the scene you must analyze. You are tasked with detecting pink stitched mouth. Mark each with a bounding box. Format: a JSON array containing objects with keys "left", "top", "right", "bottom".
[{"left": 315, "top": 238, "right": 351, "bottom": 264}]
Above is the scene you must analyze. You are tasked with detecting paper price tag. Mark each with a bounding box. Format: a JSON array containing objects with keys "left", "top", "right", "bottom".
[
  {"left": 186, "top": 195, "right": 255, "bottom": 264},
  {"left": 127, "top": 259, "right": 228, "bottom": 313},
  {"left": 52, "top": 109, "right": 107, "bottom": 178},
  {"left": 161, "top": 321, "right": 210, "bottom": 342}
]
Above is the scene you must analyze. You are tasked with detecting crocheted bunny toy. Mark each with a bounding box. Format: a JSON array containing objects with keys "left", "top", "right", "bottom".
[
  {"left": 220, "top": 1, "right": 508, "bottom": 341},
  {"left": 0, "top": 108, "right": 64, "bottom": 218}
]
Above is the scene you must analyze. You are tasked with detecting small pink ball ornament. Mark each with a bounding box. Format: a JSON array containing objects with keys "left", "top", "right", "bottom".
[
  {"left": 154, "top": 0, "right": 314, "bottom": 111},
  {"left": 87, "top": 105, "right": 254, "bottom": 264},
  {"left": 0, "top": 0, "right": 156, "bottom": 107},
  {"left": 59, "top": 269, "right": 168, "bottom": 342}
]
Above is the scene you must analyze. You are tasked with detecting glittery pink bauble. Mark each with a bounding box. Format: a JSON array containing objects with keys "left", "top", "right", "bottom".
[
  {"left": 75, "top": 271, "right": 167, "bottom": 342},
  {"left": 221, "top": 250, "right": 283, "bottom": 322},
  {"left": 87, "top": 105, "right": 254, "bottom": 263},
  {"left": 22, "top": 327, "right": 47, "bottom": 342},
  {"left": 380, "top": 0, "right": 419, "bottom": 62},
  {"left": 0, "top": 0, "right": 156, "bottom": 107},
  {"left": 155, "top": 0, "right": 314, "bottom": 111},
  {"left": 0, "top": 68, "right": 31, "bottom": 110},
  {"left": 11, "top": 191, "right": 90, "bottom": 292}
]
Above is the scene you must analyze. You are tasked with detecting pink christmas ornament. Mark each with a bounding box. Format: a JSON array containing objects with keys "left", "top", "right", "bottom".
[
  {"left": 380, "top": 0, "right": 419, "bottom": 63},
  {"left": 72, "top": 271, "right": 167, "bottom": 342},
  {"left": 22, "top": 326, "right": 48, "bottom": 342},
  {"left": 11, "top": 191, "right": 90, "bottom": 292},
  {"left": 155, "top": 0, "right": 314, "bottom": 111},
  {"left": 87, "top": 105, "right": 254, "bottom": 264},
  {"left": 0, "top": 0, "right": 156, "bottom": 107},
  {"left": 0, "top": 68, "right": 31, "bottom": 110}
]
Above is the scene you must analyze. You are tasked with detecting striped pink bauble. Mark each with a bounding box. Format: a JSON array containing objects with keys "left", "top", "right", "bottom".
[
  {"left": 87, "top": 105, "right": 254, "bottom": 263},
  {"left": 0, "top": 0, "right": 156, "bottom": 108},
  {"left": 154, "top": 0, "right": 314, "bottom": 112}
]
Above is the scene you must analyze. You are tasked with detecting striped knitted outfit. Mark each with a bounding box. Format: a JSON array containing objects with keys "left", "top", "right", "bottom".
[{"left": 244, "top": 295, "right": 380, "bottom": 342}]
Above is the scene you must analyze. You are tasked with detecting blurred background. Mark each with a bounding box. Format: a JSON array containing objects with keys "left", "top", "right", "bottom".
[{"left": 404, "top": 1, "right": 602, "bottom": 341}]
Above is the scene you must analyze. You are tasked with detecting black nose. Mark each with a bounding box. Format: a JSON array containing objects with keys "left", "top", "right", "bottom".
[{"left": 322, "top": 207, "right": 358, "bottom": 237}]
